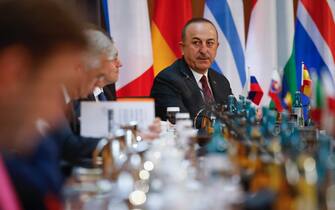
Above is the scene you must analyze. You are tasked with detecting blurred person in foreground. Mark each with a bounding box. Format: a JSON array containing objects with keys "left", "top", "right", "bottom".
[
  {"left": 151, "top": 18, "right": 232, "bottom": 127},
  {"left": 0, "top": 1, "right": 86, "bottom": 153},
  {"left": 0, "top": 0, "right": 87, "bottom": 209},
  {"left": 5, "top": 27, "right": 121, "bottom": 210}
]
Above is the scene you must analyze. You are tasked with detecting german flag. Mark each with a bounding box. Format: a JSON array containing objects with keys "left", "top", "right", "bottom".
[{"left": 151, "top": 0, "right": 192, "bottom": 76}]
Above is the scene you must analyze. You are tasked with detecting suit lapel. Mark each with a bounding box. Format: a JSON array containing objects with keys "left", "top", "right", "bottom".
[
  {"left": 208, "top": 69, "right": 219, "bottom": 102},
  {"left": 208, "top": 68, "right": 231, "bottom": 105},
  {"left": 64, "top": 101, "right": 80, "bottom": 135},
  {"left": 179, "top": 59, "right": 205, "bottom": 105},
  {"left": 103, "top": 86, "right": 116, "bottom": 101}
]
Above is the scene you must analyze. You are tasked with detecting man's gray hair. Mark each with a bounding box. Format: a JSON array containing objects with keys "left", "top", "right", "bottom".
[{"left": 84, "top": 29, "right": 117, "bottom": 70}]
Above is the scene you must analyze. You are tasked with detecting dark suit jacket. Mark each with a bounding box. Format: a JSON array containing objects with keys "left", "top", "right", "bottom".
[
  {"left": 4, "top": 133, "right": 62, "bottom": 210},
  {"left": 3, "top": 95, "right": 103, "bottom": 209},
  {"left": 4, "top": 120, "right": 100, "bottom": 210},
  {"left": 53, "top": 117, "right": 101, "bottom": 164},
  {"left": 56, "top": 96, "right": 101, "bottom": 171},
  {"left": 151, "top": 58, "right": 232, "bottom": 122}
]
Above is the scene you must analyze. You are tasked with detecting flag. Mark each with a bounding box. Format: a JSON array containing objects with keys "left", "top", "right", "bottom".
[
  {"left": 204, "top": 0, "right": 246, "bottom": 96},
  {"left": 300, "top": 62, "right": 312, "bottom": 97},
  {"left": 246, "top": 0, "right": 296, "bottom": 106},
  {"left": 295, "top": 0, "right": 335, "bottom": 124},
  {"left": 103, "top": 0, "right": 154, "bottom": 97},
  {"left": 310, "top": 71, "right": 323, "bottom": 125},
  {"left": 283, "top": 92, "right": 292, "bottom": 110},
  {"left": 151, "top": 0, "right": 192, "bottom": 75},
  {"left": 294, "top": 0, "right": 335, "bottom": 95},
  {"left": 321, "top": 70, "right": 335, "bottom": 134},
  {"left": 247, "top": 75, "right": 263, "bottom": 105},
  {"left": 268, "top": 70, "right": 283, "bottom": 112}
]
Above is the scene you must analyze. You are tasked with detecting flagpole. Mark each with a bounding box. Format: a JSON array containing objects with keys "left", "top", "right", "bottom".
[
  {"left": 242, "top": 66, "right": 250, "bottom": 97},
  {"left": 299, "top": 61, "right": 305, "bottom": 89}
]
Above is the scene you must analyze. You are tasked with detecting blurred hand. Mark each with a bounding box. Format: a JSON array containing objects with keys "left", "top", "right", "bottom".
[{"left": 138, "top": 117, "right": 161, "bottom": 140}]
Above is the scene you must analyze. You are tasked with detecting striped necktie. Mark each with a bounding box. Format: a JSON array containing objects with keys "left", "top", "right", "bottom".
[{"left": 200, "top": 75, "right": 214, "bottom": 104}]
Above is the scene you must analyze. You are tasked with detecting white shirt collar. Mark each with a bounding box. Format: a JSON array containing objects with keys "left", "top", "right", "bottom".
[
  {"left": 190, "top": 68, "right": 209, "bottom": 83},
  {"left": 61, "top": 85, "right": 71, "bottom": 104},
  {"left": 189, "top": 68, "right": 210, "bottom": 91},
  {"left": 93, "top": 87, "right": 103, "bottom": 97},
  {"left": 35, "top": 118, "right": 50, "bottom": 137}
]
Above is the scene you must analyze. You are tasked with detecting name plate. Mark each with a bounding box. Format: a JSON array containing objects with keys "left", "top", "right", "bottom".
[{"left": 80, "top": 98, "right": 155, "bottom": 138}]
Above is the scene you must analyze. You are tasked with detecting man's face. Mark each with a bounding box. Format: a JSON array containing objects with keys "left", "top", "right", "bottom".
[
  {"left": 0, "top": 45, "right": 84, "bottom": 152},
  {"left": 31, "top": 47, "right": 85, "bottom": 122},
  {"left": 180, "top": 22, "right": 219, "bottom": 74},
  {"left": 77, "top": 64, "right": 104, "bottom": 99},
  {"left": 70, "top": 45, "right": 122, "bottom": 99},
  {"left": 97, "top": 49, "right": 122, "bottom": 87}
]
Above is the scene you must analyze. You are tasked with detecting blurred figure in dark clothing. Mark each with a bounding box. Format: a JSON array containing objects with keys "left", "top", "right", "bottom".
[{"left": 0, "top": 0, "right": 87, "bottom": 209}]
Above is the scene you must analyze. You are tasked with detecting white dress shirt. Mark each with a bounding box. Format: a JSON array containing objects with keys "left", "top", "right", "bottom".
[
  {"left": 93, "top": 87, "right": 104, "bottom": 101},
  {"left": 61, "top": 85, "right": 71, "bottom": 104},
  {"left": 189, "top": 68, "right": 213, "bottom": 96}
]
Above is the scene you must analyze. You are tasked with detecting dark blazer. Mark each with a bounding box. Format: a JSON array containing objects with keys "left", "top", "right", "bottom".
[
  {"left": 3, "top": 96, "right": 103, "bottom": 209},
  {"left": 4, "top": 120, "right": 100, "bottom": 210},
  {"left": 53, "top": 117, "right": 101, "bottom": 164},
  {"left": 57, "top": 96, "right": 101, "bottom": 167},
  {"left": 65, "top": 100, "right": 80, "bottom": 135},
  {"left": 4, "top": 134, "right": 62, "bottom": 210},
  {"left": 151, "top": 58, "right": 232, "bottom": 122}
]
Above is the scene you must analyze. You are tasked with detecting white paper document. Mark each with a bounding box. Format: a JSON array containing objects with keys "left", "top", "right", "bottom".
[{"left": 80, "top": 99, "right": 155, "bottom": 138}]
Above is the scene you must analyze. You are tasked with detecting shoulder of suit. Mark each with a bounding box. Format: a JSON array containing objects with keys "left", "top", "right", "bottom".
[
  {"left": 209, "top": 68, "right": 229, "bottom": 81},
  {"left": 155, "top": 59, "right": 184, "bottom": 78}
]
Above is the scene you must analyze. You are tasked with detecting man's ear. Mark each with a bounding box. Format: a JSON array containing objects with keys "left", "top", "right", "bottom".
[{"left": 179, "top": 41, "right": 184, "bottom": 55}]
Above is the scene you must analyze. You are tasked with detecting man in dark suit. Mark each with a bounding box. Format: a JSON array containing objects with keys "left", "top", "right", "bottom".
[
  {"left": 84, "top": 28, "right": 122, "bottom": 102},
  {"left": 151, "top": 18, "right": 233, "bottom": 124},
  {"left": 68, "top": 29, "right": 122, "bottom": 135},
  {"left": 58, "top": 28, "right": 126, "bottom": 165}
]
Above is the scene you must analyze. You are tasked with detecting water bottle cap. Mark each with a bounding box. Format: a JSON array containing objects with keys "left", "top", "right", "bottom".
[
  {"left": 176, "top": 119, "right": 193, "bottom": 128},
  {"left": 176, "top": 112, "right": 190, "bottom": 119},
  {"left": 167, "top": 107, "right": 180, "bottom": 112}
]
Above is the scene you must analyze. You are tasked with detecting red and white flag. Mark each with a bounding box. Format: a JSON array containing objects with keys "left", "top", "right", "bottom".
[
  {"left": 103, "top": 0, "right": 154, "bottom": 97},
  {"left": 268, "top": 70, "right": 283, "bottom": 112}
]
